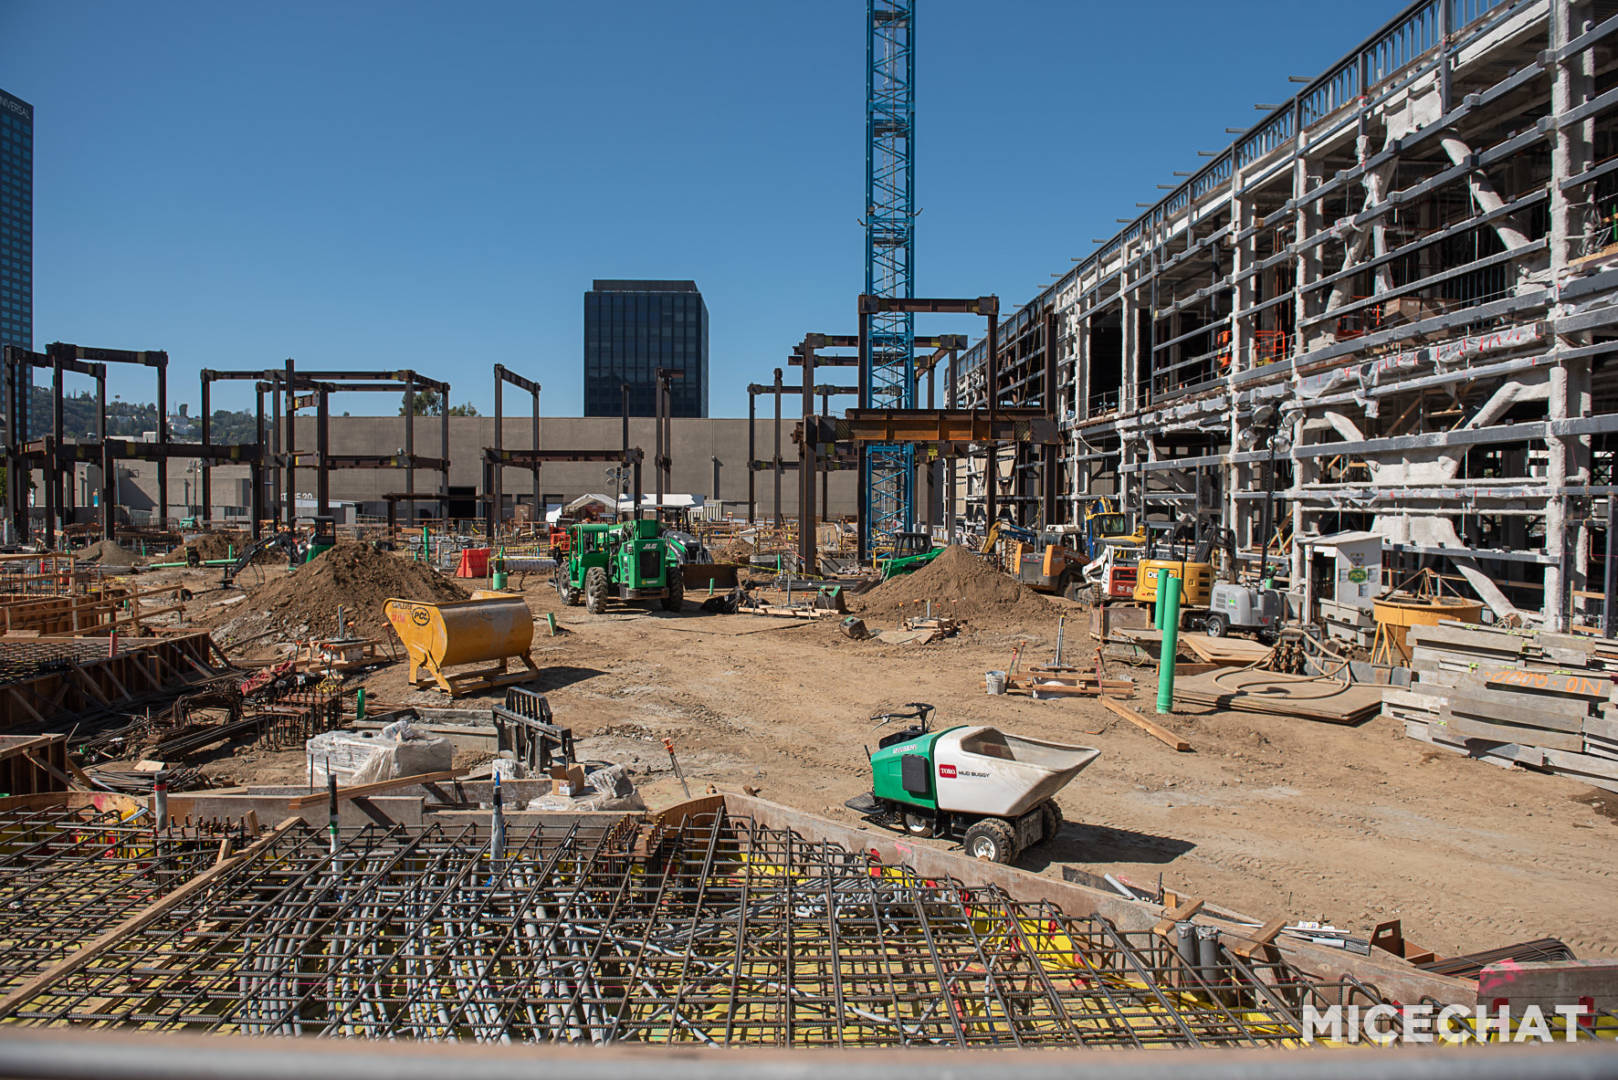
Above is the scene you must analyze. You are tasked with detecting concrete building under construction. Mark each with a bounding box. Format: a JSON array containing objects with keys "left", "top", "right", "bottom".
[{"left": 952, "top": 0, "right": 1615, "bottom": 631}]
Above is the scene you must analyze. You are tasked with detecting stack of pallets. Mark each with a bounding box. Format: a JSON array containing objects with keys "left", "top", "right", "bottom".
[{"left": 1382, "top": 622, "right": 1618, "bottom": 792}]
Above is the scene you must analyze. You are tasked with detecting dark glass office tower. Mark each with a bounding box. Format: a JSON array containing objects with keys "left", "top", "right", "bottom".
[
  {"left": 584, "top": 280, "right": 708, "bottom": 417},
  {"left": 0, "top": 88, "right": 31, "bottom": 441}
]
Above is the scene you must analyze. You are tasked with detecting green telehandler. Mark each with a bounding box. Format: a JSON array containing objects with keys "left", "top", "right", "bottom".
[
  {"left": 554, "top": 518, "right": 685, "bottom": 615},
  {"left": 874, "top": 531, "right": 945, "bottom": 581}
]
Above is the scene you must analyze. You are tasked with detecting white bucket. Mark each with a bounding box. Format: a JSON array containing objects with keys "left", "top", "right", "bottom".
[{"left": 985, "top": 670, "right": 1007, "bottom": 695}]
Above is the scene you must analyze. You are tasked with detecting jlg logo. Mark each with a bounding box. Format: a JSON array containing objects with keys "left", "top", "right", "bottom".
[{"left": 938, "top": 764, "right": 957, "bottom": 778}]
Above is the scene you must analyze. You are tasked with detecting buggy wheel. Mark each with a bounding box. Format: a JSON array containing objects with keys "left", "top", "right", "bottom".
[
  {"left": 662, "top": 573, "right": 685, "bottom": 612},
  {"left": 962, "top": 818, "right": 1017, "bottom": 864},
  {"left": 902, "top": 811, "right": 936, "bottom": 838},
  {"left": 1039, "top": 801, "right": 1064, "bottom": 844}
]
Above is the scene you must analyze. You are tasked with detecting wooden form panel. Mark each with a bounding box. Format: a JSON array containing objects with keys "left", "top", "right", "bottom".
[{"left": 0, "top": 632, "right": 230, "bottom": 731}]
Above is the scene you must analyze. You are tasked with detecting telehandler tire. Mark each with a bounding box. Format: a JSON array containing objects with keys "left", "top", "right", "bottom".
[
  {"left": 555, "top": 574, "right": 579, "bottom": 606},
  {"left": 662, "top": 574, "right": 684, "bottom": 612},
  {"left": 963, "top": 818, "right": 1017, "bottom": 864},
  {"left": 584, "top": 567, "right": 609, "bottom": 614}
]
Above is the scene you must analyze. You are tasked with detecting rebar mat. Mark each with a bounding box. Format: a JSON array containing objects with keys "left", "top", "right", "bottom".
[{"left": 0, "top": 804, "right": 1414, "bottom": 1047}]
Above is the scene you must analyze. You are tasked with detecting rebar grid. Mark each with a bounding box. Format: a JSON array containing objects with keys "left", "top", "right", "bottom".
[
  {"left": 0, "top": 638, "right": 132, "bottom": 687},
  {"left": 0, "top": 805, "right": 243, "bottom": 995},
  {"left": 0, "top": 806, "right": 1393, "bottom": 1048}
]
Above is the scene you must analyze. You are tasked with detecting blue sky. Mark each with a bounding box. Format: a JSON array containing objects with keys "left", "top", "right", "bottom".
[{"left": 3, "top": 0, "right": 1409, "bottom": 417}]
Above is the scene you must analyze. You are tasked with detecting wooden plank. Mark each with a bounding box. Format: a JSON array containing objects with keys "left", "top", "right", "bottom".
[
  {"left": 1383, "top": 688, "right": 1441, "bottom": 712},
  {"left": 1412, "top": 684, "right": 1590, "bottom": 732},
  {"left": 1101, "top": 698, "right": 1191, "bottom": 752},
  {"left": 1404, "top": 721, "right": 1524, "bottom": 770},
  {"left": 1585, "top": 714, "right": 1618, "bottom": 742},
  {"left": 1438, "top": 709, "right": 1584, "bottom": 753},
  {"left": 0, "top": 816, "right": 302, "bottom": 1019},
  {"left": 1152, "top": 896, "right": 1205, "bottom": 938},
  {"left": 1540, "top": 747, "right": 1618, "bottom": 782},
  {"left": 1182, "top": 635, "right": 1272, "bottom": 665},
  {"left": 284, "top": 769, "right": 468, "bottom": 810},
  {"left": 1484, "top": 669, "right": 1610, "bottom": 703},
  {"left": 1407, "top": 623, "right": 1526, "bottom": 656}
]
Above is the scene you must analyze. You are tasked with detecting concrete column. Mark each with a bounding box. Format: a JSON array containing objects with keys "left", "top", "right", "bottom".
[
  {"left": 1069, "top": 307, "right": 1087, "bottom": 519},
  {"left": 1545, "top": 0, "right": 1597, "bottom": 629},
  {"left": 1230, "top": 187, "right": 1255, "bottom": 374},
  {"left": 1118, "top": 255, "right": 1143, "bottom": 515}
]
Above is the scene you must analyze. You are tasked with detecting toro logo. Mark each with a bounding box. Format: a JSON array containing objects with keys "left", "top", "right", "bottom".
[{"left": 937, "top": 763, "right": 957, "bottom": 779}]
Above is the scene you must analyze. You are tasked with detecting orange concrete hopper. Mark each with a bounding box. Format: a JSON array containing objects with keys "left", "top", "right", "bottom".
[{"left": 383, "top": 593, "right": 538, "bottom": 697}]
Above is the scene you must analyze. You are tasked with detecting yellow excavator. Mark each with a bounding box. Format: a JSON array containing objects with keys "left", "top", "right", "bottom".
[
  {"left": 979, "top": 519, "right": 1036, "bottom": 556},
  {"left": 1130, "top": 523, "right": 1234, "bottom": 608}
]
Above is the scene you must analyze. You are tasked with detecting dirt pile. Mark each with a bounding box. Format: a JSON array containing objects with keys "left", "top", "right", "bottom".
[
  {"left": 179, "top": 531, "right": 249, "bottom": 563},
  {"left": 708, "top": 538, "right": 754, "bottom": 564},
  {"left": 251, "top": 543, "right": 468, "bottom": 638},
  {"left": 854, "top": 544, "right": 1053, "bottom": 626},
  {"left": 76, "top": 539, "right": 140, "bottom": 567}
]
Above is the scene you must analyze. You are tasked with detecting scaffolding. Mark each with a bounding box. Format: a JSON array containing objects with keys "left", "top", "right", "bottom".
[
  {"left": 0, "top": 802, "right": 1417, "bottom": 1048},
  {"left": 951, "top": 0, "right": 1618, "bottom": 632}
]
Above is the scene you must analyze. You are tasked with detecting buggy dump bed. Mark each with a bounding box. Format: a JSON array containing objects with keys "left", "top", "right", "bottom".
[{"left": 932, "top": 726, "right": 1100, "bottom": 818}]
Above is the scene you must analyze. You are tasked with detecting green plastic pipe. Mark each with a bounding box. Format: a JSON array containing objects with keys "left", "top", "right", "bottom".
[
  {"left": 1157, "top": 575, "right": 1182, "bottom": 716},
  {"left": 1153, "top": 568, "right": 1169, "bottom": 628},
  {"left": 356, "top": 687, "right": 366, "bottom": 722}
]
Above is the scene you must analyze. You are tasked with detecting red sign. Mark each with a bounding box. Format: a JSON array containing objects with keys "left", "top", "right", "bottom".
[{"left": 938, "top": 763, "right": 957, "bottom": 778}]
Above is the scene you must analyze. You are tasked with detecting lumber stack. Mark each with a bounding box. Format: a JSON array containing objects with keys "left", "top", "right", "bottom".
[
  {"left": 1383, "top": 622, "right": 1618, "bottom": 793},
  {"left": 987, "top": 667, "right": 1136, "bottom": 699}
]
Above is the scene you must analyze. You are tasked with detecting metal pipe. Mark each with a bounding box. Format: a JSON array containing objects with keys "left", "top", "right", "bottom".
[{"left": 1157, "top": 575, "right": 1182, "bottom": 715}]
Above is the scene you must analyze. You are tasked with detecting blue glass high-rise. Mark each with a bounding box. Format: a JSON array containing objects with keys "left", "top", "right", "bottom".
[
  {"left": 0, "top": 88, "right": 31, "bottom": 442},
  {"left": 583, "top": 280, "right": 709, "bottom": 418}
]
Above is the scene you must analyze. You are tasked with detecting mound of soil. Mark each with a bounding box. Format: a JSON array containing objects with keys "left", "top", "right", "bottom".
[
  {"left": 178, "top": 531, "right": 250, "bottom": 563},
  {"left": 708, "top": 538, "right": 754, "bottom": 564},
  {"left": 251, "top": 543, "right": 469, "bottom": 638},
  {"left": 854, "top": 544, "right": 1053, "bottom": 626},
  {"left": 77, "top": 539, "right": 140, "bottom": 567}
]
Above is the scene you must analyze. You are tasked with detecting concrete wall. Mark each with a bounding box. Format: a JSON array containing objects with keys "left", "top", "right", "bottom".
[{"left": 113, "top": 415, "right": 858, "bottom": 522}]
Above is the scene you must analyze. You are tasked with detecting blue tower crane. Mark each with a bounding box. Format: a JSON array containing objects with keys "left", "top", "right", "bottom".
[{"left": 863, "top": 0, "right": 916, "bottom": 555}]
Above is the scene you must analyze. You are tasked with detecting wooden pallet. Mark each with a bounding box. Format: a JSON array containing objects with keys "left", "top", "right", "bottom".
[{"left": 736, "top": 603, "right": 836, "bottom": 619}]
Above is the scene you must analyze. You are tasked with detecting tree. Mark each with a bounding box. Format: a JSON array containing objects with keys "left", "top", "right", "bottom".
[{"left": 399, "top": 389, "right": 478, "bottom": 416}]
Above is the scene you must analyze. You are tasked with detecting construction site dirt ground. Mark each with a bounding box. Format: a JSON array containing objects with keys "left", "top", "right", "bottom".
[{"left": 165, "top": 558, "right": 1618, "bottom": 961}]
